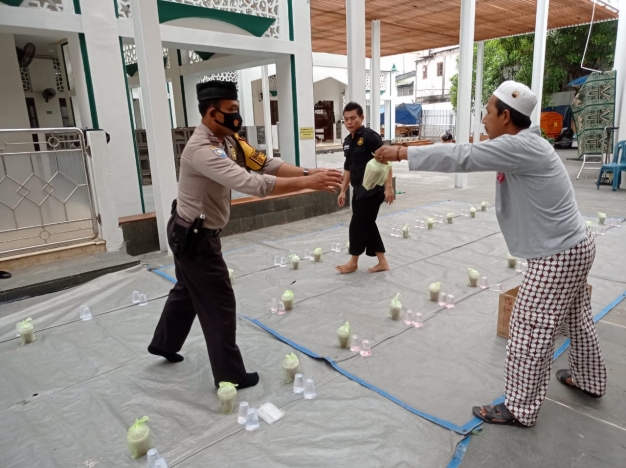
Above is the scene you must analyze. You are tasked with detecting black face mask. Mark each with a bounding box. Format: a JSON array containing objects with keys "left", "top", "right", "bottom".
[{"left": 215, "top": 109, "right": 243, "bottom": 133}]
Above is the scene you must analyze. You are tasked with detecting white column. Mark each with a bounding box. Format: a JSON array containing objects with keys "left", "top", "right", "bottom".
[
  {"left": 473, "top": 41, "right": 485, "bottom": 144},
  {"left": 80, "top": 0, "right": 142, "bottom": 216},
  {"left": 455, "top": 0, "right": 476, "bottom": 188},
  {"left": 370, "top": 20, "right": 381, "bottom": 134},
  {"left": 388, "top": 69, "right": 396, "bottom": 140},
  {"left": 237, "top": 68, "right": 255, "bottom": 127},
  {"left": 183, "top": 74, "right": 201, "bottom": 127},
  {"left": 261, "top": 65, "right": 274, "bottom": 157},
  {"left": 530, "top": 0, "right": 550, "bottom": 126},
  {"left": 346, "top": 0, "right": 366, "bottom": 104},
  {"left": 85, "top": 131, "right": 124, "bottom": 251},
  {"left": 130, "top": 0, "right": 178, "bottom": 252},
  {"left": 276, "top": 55, "right": 295, "bottom": 164},
  {"left": 168, "top": 50, "right": 186, "bottom": 128},
  {"left": 66, "top": 33, "right": 92, "bottom": 128},
  {"left": 614, "top": 0, "right": 626, "bottom": 142}
]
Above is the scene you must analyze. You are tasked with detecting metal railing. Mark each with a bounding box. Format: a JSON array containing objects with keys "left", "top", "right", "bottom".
[
  {"left": 0, "top": 128, "right": 99, "bottom": 256},
  {"left": 420, "top": 110, "right": 456, "bottom": 140}
]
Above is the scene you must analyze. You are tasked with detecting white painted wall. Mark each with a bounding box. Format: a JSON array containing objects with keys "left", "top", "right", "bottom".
[
  {"left": 25, "top": 58, "right": 64, "bottom": 128},
  {"left": 0, "top": 34, "right": 30, "bottom": 132},
  {"left": 415, "top": 48, "right": 459, "bottom": 99}
]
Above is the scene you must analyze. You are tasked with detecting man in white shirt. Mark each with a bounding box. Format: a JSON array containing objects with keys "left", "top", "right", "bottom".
[{"left": 375, "top": 81, "right": 606, "bottom": 428}]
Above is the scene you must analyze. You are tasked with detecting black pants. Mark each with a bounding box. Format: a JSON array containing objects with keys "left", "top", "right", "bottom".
[
  {"left": 349, "top": 191, "right": 386, "bottom": 257},
  {"left": 150, "top": 216, "right": 246, "bottom": 385}
]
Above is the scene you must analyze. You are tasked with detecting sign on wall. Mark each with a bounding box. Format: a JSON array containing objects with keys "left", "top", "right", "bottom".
[{"left": 299, "top": 127, "right": 314, "bottom": 140}]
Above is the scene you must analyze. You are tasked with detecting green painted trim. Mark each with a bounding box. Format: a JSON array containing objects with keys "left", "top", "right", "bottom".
[
  {"left": 157, "top": 0, "right": 275, "bottom": 37},
  {"left": 73, "top": 0, "right": 81, "bottom": 13},
  {"left": 270, "top": 90, "right": 277, "bottom": 97},
  {"left": 290, "top": 55, "right": 300, "bottom": 167},
  {"left": 78, "top": 33, "right": 99, "bottom": 129},
  {"left": 0, "top": 0, "right": 25, "bottom": 7},
  {"left": 287, "top": 0, "right": 300, "bottom": 166},
  {"left": 118, "top": 37, "right": 146, "bottom": 214},
  {"left": 112, "top": 0, "right": 118, "bottom": 18},
  {"left": 177, "top": 50, "right": 188, "bottom": 127},
  {"left": 195, "top": 51, "right": 214, "bottom": 61}
]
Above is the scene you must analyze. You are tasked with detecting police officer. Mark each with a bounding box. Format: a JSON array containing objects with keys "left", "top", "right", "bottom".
[
  {"left": 336, "top": 102, "right": 394, "bottom": 275},
  {"left": 148, "top": 80, "right": 342, "bottom": 390}
]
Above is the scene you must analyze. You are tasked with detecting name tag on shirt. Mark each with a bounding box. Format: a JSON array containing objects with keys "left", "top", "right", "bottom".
[{"left": 344, "top": 145, "right": 350, "bottom": 151}]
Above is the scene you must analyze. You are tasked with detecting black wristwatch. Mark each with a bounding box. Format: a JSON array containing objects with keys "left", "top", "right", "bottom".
[{"left": 303, "top": 168, "right": 309, "bottom": 176}]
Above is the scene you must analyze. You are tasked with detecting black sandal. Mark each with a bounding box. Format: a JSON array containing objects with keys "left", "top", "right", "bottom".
[
  {"left": 472, "top": 403, "right": 529, "bottom": 428},
  {"left": 0, "top": 271, "right": 11, "bottom": 279},
  {"left": 556, "top": 369, "right": 602, "bottom": 398}
]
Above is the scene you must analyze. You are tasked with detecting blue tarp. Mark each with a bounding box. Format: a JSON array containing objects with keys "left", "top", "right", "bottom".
[
  {"left": 567, "top": 75, "right": 589, "bottom": 87},
  {"left": 381, "top": 103, "right": 423, "bottom": 126}
]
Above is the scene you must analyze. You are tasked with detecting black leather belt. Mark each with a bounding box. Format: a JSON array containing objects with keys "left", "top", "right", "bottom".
[{"left": 174, "top": 215, "right": 222, "bottom": 238}]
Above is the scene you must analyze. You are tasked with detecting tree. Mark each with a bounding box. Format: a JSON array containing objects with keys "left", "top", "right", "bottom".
[{"left": 450, "top": 21, "right": 618, "bottom": 111}]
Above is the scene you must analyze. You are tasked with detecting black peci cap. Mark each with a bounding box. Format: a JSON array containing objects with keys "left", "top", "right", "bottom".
[{"left": 196, "top": 80, "right": 238, "bottom": 102}]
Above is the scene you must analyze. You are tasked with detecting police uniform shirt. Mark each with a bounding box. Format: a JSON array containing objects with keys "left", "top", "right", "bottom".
[
  {"left": 177, "top": 123, "right": 284, "bottom": 229},
  {"left": 343, "top": 126, "right": 385, "bottom": 200}
]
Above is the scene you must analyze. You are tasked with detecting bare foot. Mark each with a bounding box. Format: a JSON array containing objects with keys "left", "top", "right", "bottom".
[
  {"left": 367, "top": 262, "right": 390, "bottom": 273},
  {"left": 336, "top": 262, "right": 358, "bottom": 274}
]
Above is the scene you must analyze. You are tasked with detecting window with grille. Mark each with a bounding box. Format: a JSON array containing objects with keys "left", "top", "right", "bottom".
[{"left": 437, "top": 62, "right": 444, "bottom": 77}]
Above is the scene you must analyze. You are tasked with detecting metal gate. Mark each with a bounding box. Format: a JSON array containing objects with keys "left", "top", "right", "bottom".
[
  {"left": 0, "top": 128, "right": 98, "bottom": 256},
  {"left": 421, "top": 110, "right": 457, "bottom": 140}
]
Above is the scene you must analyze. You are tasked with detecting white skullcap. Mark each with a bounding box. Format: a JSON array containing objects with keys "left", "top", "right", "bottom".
[{"left": 492, "top": 81, "right": 537, "bottom": 117}]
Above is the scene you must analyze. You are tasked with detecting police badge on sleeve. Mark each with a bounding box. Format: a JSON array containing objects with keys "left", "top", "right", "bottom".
[{"left": 211, "top": 146, "right": 228, "bottom": 158}]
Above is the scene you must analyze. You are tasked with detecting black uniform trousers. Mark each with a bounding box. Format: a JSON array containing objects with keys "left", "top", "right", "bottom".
[
  {"left": 150, "top": 215, "right": 246, "bottom": 385},
  {"left": 348, "top": 191, "right": 386, "bottom": 257}
]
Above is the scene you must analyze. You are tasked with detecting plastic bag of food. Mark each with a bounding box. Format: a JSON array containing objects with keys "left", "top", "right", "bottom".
[
  {"left": 598, "top": 212, "right": 606, "bottom": 225},
  {"left": 282, "top": 353, "right": 300, "bottom": 383},
  {"left": 469, "top": 207, "right": 476, "bottom": 218},
  {"left": 468, "top": 268, "right": 480, "bottom": 287},
  {"left": 16, "top": 318, "right": 35, "bottom": 346},
  {"left": 388, "top": 293, "right": 402, "bottom": 320},
  {"left": 428, "top": 282, "right": 441, "bottom": 302},
  {"left": 313, "top": 247, "right": 323, "bottom": 262},
  {"left": 362, "top": 157, "right": 391, "bottom": 190},
  {"left": 427, "top": 218, "right": 435, "bottom": 230},
  {"left": 447, "top": 213, "right": 454, "bottom": 224},
  {"left": 290, "top": 254, "right": 301, "bottom": 270},
  {"left": 127, "top": 416, "right": 154, "bottom": 459},
  {"left": 282, "top": 290, "right": 295, "bottom": 310},
  {"left": 217, "top": 382, "right": 238, "bottom": 414},
  {"left": 402, "top": 224, "right": 410, "bottom": 238},
  {"left": 337, "top": 321, "right": 351, "bottom": 348}
]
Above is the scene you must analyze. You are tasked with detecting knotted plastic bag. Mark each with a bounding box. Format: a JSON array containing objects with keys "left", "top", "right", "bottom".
[
  {"left": 283, "top": 352, "right": 300, "bottom": 383},
  {"left": 428, "top": 282, "right": 441, "bottom": 302},
  {"left": 362, "top": 157, "right": 391, "bottom": 190},
  {"left": 282, "top": 290, "right": 295, "bottom": 310},
  {"left": 469, "top": 207, "right": 476, "bottom": 218},
  {"left": 313, "top": 247, "right": 323, "bottom": 262},
  {"left": 217, "top": 382, "right": 238, "bottom": 414},
  {"left": 127, "top": 416, "right": 153, "bottom": 459},
  {"left": 337, "top": 321, "right": 351, "bottom": 348},
  {"left": 16, "top": 317, "right": 35, "bottom": 346},
  {"left": 598, "top": 212, "right": 606, "bottom": 225},
  {"left": 468, "top": 268, "right": 480, "bottom": 287},
  {"left": 388, "top": 293, "right": 402, "bottom": 321},
  {"left": 402, "top": 224, "right": 410, "bottom": 238},
  {"left": 290, "top": 254, "right": 301, "bottom": 270}
]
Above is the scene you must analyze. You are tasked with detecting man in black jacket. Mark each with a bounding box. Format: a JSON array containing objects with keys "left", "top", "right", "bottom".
[{"left": 336, "top": 102, "right": 394, "bottom": 274}]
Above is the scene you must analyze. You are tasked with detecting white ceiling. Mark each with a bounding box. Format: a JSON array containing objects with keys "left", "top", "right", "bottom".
[{"left": 13, "top": 34, "right": 65, "bottom": 57}]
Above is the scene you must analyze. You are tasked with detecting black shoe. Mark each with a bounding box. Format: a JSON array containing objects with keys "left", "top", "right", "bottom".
[
  {"left": 556, "top": 369, "right": 602, "bottom": 398},
  {"left": 0, "top": 271, "right": 11, "bottom": 279},
  {"left": 215, "top": 372, "right": 259, "bottom": 390},
  {"left": 147, "top": 345, "right": 184, "bottom": 363}
]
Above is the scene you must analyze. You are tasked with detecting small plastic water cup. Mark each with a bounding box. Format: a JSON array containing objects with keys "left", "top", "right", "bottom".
[
  {"left": 335, "top": 243, "right": 342, "bottom": 252},
  {"left": 303, "top": 378, "right": 317, "bottom": 400},
  {"left": 360, "top": 339, "right": 371, "bottom": 357},
  {"left": 490, "top": 283, "right": 503, "bottom": 292},
  {"left": 332, "top": 242, "right": 337, "bottom": 252},
  {"left": 414, "top": 312, "right": 423, "bottom": 328},
  {"left": 80, "top": 306, "right": 93, "bottom": 321},
  {"left": 280, "top": 257, "right": 287, "bottom": 267},
  {"left": 304, "top": 249, "right": 311, "bottom": 260},
  {"left": 479, "top": 276, "right": 489, "bottom": 290},
  {"left": 446, "top": 295, "right": 455, "bottom": 309},
  {"left": 349, "top": 334, "right": 361, "bottom": 352},
  {"left": 147, "top": 449, "right": 160, "bottom": 468},
  {"left": 237, "top": 401, "right": 249, "bottom": 425},
  {"left": 139, "top": 294, "right": 148, "bottom": 306},
  {"left": 515, "top": 260, "right": 523, "bottom": 273},
  {"left": 520, "top": 262, "right": 528, "bottom": 274},
  {"left": 405, "top": 310, "right": 416, "bottom": 326},
  {"left": 438, "top": 292, "right": 448, "bottom": 307},
  {"left": 462, "top": 209, "right": 469, "bottom": 217},
  {"left": 245, "top": 408, "right": 260, "bottom": 431},
  {"left": 598, "top": 226, "right": 606, "bottom": 236},
  {"left": 415, "top": 220, "right": 420, "bottom": 228},
  {"left": 274, "top": 255, "right": 281, "bottom": 266},
  {"left": 132, "top": 290, "right": 140, "bottom": 305},
  {"left": 276, "top": 301, "right": 286, "bottom": 316},
  {"left": 270, "top": 298, "right": 278, "bottom": 313},
  {"left": 293, "top": 373, "right": 305, "bottom": 394}
]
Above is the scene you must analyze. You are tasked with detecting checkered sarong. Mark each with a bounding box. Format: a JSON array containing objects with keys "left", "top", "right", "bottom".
[{"left": 504, "top": 233, "right": 606, "bottom": 426}]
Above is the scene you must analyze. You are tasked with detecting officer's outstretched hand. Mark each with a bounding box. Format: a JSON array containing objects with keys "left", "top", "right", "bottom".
[{"left": 307, "top": 170, "right": 343, "bottom": 193}]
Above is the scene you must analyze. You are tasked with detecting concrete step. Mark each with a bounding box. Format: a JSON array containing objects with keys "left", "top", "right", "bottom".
[
  {"left": 0, "top": 250, "right": 140, "bottom": 304},
  {"left": 0, "top": 240, "right": 107, "bottom": 272}
]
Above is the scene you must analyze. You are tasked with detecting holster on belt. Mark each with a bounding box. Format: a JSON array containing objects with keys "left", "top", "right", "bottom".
[{"left": 167, "top": 199, "right": 205, "bottom": 255}]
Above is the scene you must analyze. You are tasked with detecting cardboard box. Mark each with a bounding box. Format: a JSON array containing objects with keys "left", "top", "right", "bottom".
[{"left": 497, "top": 284, "right": 593, "bottom": 339}]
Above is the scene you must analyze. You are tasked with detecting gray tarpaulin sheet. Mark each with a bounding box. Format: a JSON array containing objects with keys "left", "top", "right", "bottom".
[
  {"left": 155, "top": 202, "right": 625, "bottom": 436},
  {"left": 0, "top": 267, "right": 462, "bottom": 467}
]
